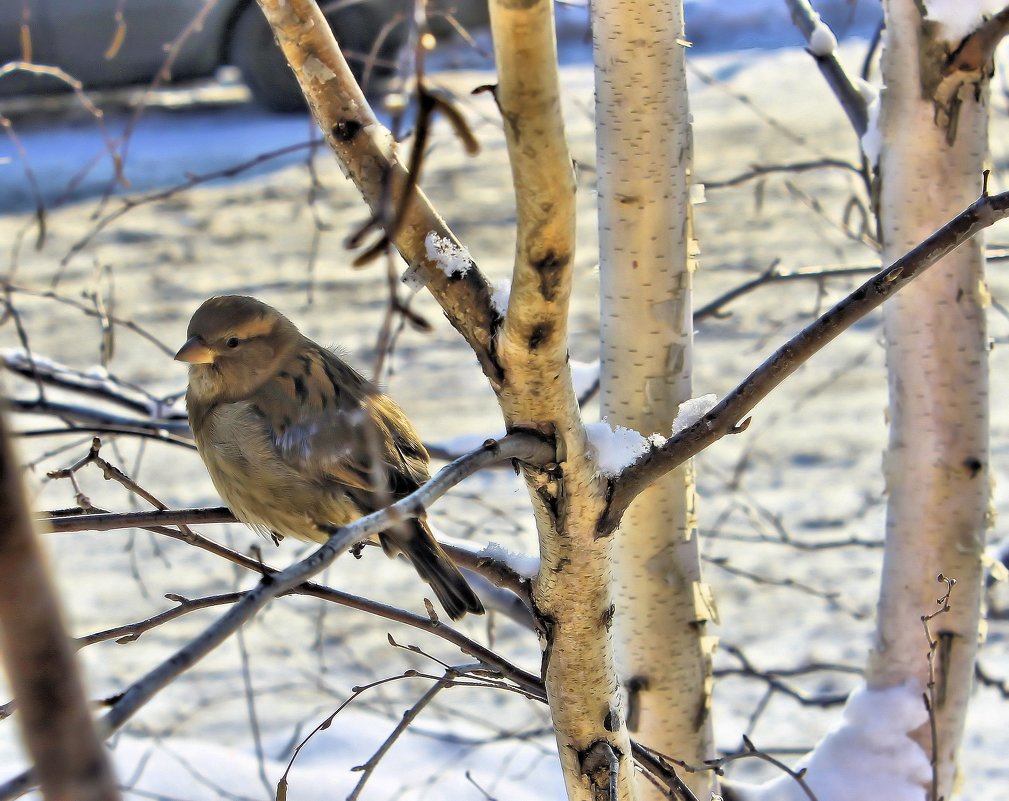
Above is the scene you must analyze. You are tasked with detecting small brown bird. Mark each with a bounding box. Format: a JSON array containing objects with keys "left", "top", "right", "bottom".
[{"left": 176, "top": 295, "right": 483, "bottom": 620}]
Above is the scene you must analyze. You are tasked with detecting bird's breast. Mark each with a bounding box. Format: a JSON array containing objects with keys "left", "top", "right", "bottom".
[{"left": 193, "top": 402, "right": 359, "bottom": 543}]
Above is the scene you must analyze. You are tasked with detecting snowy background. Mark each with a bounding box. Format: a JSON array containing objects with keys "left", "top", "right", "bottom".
[{"left": 2, "top": 1, "right": 1009, "bottom": 799}]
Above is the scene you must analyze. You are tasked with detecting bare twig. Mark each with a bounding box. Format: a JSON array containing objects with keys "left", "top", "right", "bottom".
[
  {"left": 784, "top": 0, "right": 868, "bottom": 136},
  {"left": 921, "top": 574, "right": 956, "bottom": 801},
  {"left": 347, "top": 670, "right": 453, "bottom": 800},
  {"left": 46, "top": 437, "right": 197, "bottom": 541},
  {"left": 702, "top": 158, "right": 862, "bottom": 190},
  {"left": 60, "top": 141, "right": 314, "bottom": 270},
  {"left": 716, "top": 644, "right": 856, "bottom": 708},
  {"left": 694, "top": 261, "right": 879, "bottom": 320}
]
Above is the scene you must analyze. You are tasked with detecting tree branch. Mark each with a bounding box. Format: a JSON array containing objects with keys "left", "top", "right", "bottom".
[
  {"left": 0, "top": 433, "right": 552, "bottom": 801},
  {"left": 255, "top": 0, "right": 502, "bottom": 385},
  {"left": 604, "top": 185, "right": 1009, "bottom": 532},
  {"left": 491, "top": 0, "right": 577, "bottom": 377},
  {"left": 784, "top": 0, "right": 869, "bottom": 136}
]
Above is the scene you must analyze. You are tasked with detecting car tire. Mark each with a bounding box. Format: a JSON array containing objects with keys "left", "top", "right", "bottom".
[{"left": 230, "top": 1, "right": 404, "bottom": 113}]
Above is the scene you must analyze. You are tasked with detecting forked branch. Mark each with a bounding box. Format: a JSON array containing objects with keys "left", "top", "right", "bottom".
[{"left": 255, "top": 0, "right": 502, "bottom": 384}]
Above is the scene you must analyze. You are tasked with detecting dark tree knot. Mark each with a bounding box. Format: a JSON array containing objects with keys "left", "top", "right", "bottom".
[{"left": 331, "top": 119, "right": 362, "bottom": 142}]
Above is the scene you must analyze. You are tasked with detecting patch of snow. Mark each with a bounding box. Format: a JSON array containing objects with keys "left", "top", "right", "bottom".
[
  {"left": 424, "top": 232, "right": 472, "bottom": 278},
  {"left": 0, "top": 712, "right": 563, "bottom": 801},
  {"left": 585, "top": 420, "right": 651, "bottom": 476},
  {"left": 923, "top": 0, "right": 1005, "bottom": 43},
  {"left": 735, "top": 681, "right": 931, "bottom": 801},
  {"left": 401, "top": 264, "right": 427, "bottom": 292},
  {"left": 808, "top": 18, "right": 839, "bottom": 57},
  {"left": 860, "top": 88, "right": 882, "bottom": 167},
  {"left": 854, "top": 77, "right": 879, "bottom": 106},
  {"left": 672, "top": 393, "right": 717, "bottom": 435},
  {"left": 491, "top": 279, "right": 511, "bottom": 316},
  {"left": 570, "top": 359, "right": 599, "bottom": 399},
  {"left": 479, "top": 541, "right": 540, "bottom": 579}
]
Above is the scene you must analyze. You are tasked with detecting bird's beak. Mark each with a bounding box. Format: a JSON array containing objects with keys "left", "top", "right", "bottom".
[{"left": 174, "top": 336, "right": 215, "bottom": 365}]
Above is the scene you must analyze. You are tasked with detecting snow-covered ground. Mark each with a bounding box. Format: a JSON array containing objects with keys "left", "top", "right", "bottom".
[{"left": 2, "top": 2, "right": 1009, "bottom": 800}]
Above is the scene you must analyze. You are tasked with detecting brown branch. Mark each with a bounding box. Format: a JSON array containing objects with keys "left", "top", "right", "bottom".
[
  {"left": 256, "top": 0, "right": 501, "bottom": 386},
  {"left": 784, "top": 0, "right": 869, "bottom": 136},
  {"left": 0, "top": 407, "right": 121, "bottom": 800},
  {"left": 944, "top": 6, "right": 1009, "bottom": 74},
  {"left": 604, "top": 184, "right": 1009, "bottom": 532},
  {"left": 75, "top": 591, "right": 246, "bottom": 648},
  {"left": 42, "top": 506, "right": 235, "bottom": 533},
  {"left": 921, "top": 574, "right": 956, "bottom": 801},
  {"left": 702, "top": 159, "right": 862, "bottom": 190},
  {"left": 694, "top": 261, "right": 879, "bottom": 320}
]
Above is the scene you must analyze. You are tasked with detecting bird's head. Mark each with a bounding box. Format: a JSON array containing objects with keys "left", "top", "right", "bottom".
[{"left": 176, "top": 295, "right": 301, "bottom": 402}]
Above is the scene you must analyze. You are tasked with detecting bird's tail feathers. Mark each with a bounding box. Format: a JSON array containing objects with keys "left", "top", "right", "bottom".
[{"left": 391, "top": 520, "right": 484, "bottom": 620}]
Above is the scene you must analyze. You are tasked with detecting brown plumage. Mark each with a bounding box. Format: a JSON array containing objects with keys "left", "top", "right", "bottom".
[{"left": 176, "top": 295, "right": 483, "bottom": 620}]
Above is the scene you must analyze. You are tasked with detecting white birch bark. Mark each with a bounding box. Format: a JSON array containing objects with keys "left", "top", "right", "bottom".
[
  {"left": 592, "top": 2, "right": 715, "bottom": 798},
  {"left": 869, "top": 2, "right": 993, "bottom": 796}
]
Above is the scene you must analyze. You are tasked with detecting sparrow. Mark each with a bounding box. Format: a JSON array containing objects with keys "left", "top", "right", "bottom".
[{"left": 175, "top": 295, "right": 484, "bottom": 620}]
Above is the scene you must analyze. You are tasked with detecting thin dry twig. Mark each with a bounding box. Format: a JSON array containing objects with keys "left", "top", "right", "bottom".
[
  {"left": 46, "top": 437, "right": 197, "bottom": 541},
  {"left": 921, "top": 573, "right": 956, "bottom": 801}
]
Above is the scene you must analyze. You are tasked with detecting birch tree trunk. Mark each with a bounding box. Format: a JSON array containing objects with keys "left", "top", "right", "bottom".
[
  {"left": 868, "top": 3, "right": 994, "bottom": 796},
  {"left": 487, "top": 2, "right": 639, "bottom": 796},
  {"left": 593, "top": 2, "right": 715, "bottom": 798}
]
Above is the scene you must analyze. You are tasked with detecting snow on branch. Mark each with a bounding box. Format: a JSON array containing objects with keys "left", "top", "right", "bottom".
[
  {"left": 784, "top": 0, "right": 869, "bottom": 136},
  {"left": 924, "top": 0, "right": 1009, "bottom": 44}
]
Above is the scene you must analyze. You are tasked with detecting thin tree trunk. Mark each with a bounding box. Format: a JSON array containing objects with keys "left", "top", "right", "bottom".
[
  {"left": 868, "top": 3, "right": 993, "bottom": 796},
  {"left": 592, "top": 2, "right": 715, "bottom": 798},
  {"left": 0, "top": 407, "right": 121, "bottom": 801},
  {"left": 488, "top": 2, "right": 637, "bottom": 797}
]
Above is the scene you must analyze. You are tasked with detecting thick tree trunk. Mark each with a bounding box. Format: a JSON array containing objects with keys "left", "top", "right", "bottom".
[
  {"left": 592, "top": 2, "right": 715, "bottom": 798},
  {"left": 868, "top": 3, "right": 993, "bottom": 796}
]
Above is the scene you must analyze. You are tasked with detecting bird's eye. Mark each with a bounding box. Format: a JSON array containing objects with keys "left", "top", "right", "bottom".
[{"left": 226, "top": 337, "right": 240, "bottom": 349}]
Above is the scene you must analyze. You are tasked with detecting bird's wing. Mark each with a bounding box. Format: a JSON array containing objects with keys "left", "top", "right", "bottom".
[{"left": 249, "top": 344, "right": 430, "bottom": 500}]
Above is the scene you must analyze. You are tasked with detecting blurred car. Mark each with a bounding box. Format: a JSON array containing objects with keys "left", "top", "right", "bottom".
[{"left": 0, "top": 0, "right": 486, "bottom": 112}]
